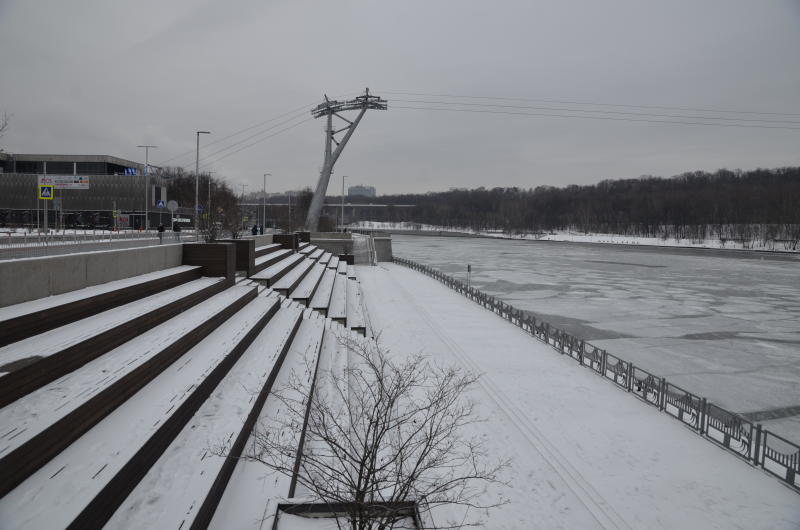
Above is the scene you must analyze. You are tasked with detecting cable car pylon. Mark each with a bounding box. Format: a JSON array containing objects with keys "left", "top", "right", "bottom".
[{"left": 305, "top": 88, "right": 387, "bottom": 231}]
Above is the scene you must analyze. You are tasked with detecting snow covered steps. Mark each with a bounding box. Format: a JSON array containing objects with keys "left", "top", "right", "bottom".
[
  {"left": 346, "top": 278, "right": 366, "bottom": 336},
  {"left": 271, "top": 258, "right": 316, "bottom": 296},
  {"left": 0, "top": 265, "right": 203, "bottom": 347},
  {"left": 0, "top": 291, "right": 281, "bottom": 529},
  {"left": 0, "top": 285, "right": 259, "bottom": 497},
  {"left": 252, "top": 248, "right": 293, "bottom": 274},
  {"left": 250, "top": 253, "right": 304, "bottom": 287},
  {"left": 290, "top": 263, "right": 327, "bottom": 306},
  {"left": 309, "top": 269, "right": 337, "bottom": 316},
  {"left": 0, "top": 276, "right": 226, "bottom": 407},
  {"left": 298, "top": 243, "right": 317, "bottom": 256},
  {"left": 254, "top": 242, "right": 283, "bottom": 257},
  {"left": 108, "top": 309, "right": 322, "bottom": 530},
  {"left": 210, "top": 317, "right": 329, "bottom": 530}
]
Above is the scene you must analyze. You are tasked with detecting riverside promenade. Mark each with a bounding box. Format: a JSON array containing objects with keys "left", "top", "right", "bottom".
[{"left": 358, "top": 263, "right": 800, "bottom": 529}]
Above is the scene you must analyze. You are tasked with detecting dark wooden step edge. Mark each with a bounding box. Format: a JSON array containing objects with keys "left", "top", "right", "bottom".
[
  {"left": 0, "top": 267, "right": 202, "bottom": 347},
  {"left": 255, "top": 245, "right": 283, "bottom": 258},
  {"left": 67, "top": 290, "right": 281, "bottom": 530},
  {"left": 0, "top": 286, "right": 259, "bottom": 497},
  {"left": 0, "top": 279, "right": 228, "bottom": 408}
]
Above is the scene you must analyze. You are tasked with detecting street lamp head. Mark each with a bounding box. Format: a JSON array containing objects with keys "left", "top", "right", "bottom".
[{"left": 197, "top": 131, "right": 211, "bottom": 135}]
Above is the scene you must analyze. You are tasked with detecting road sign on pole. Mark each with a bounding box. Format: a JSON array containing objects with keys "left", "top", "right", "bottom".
[
  {"left": 156, "top": 199, "right": 166, "bottom": 208},
  {"left": 38, "top": 184, "right": 54, "bottom": 200}
]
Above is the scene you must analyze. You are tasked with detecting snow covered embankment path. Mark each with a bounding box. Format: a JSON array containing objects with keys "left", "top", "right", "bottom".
[{"left": 357, "top": 263, "right": 800, "bottom": 529}]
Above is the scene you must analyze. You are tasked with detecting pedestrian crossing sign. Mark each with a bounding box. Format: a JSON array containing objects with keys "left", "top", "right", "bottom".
[{"left": 38, "top": 184, "right": 54, "bottom": 200}]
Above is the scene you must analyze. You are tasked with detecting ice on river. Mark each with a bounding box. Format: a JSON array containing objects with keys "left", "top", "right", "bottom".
[{"left": 393, "top": 234, "right": 800, "bottom": 441}]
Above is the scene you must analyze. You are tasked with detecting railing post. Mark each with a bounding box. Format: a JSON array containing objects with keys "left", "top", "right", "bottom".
[
  {"left": 600, "top": 349, "right": 607, "bottom": 376},
  {"left": 658, "top": 378, "right": 666, "bottom": 410},
  {"left": 753, "top": 424, "right": 763, "bottom": 466},
  {"left": 627, "top": 363, "right": 634, "bottom": 392},
  {"left": 699, "top": 398, "right": 707, "bottom": 434}
]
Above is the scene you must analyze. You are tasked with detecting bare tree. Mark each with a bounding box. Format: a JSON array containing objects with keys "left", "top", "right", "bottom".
[{"left": 244, "top": 335, "right": 509, "bottom": 529}]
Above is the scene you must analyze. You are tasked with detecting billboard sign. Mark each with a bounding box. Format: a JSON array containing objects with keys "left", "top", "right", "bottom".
[{"left": 38, "top": 175, "right": 90, "bottom": 189}]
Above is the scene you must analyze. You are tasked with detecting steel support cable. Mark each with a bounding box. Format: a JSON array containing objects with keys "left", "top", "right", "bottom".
[
  {"left": 390, "top": 98, "right": 800, "bottom": 125},
  {"left": 197, "top": 116, "right": 315, "bottom": 170},
  {"left": 181, "top": 110, "right": 314, "bottom": 171},
  {"left": 381, "top": 90, "right": 800, "bottom": 118},
  {"left": 392, "top": 105, "right": 800, "bottom": 131},
  {"left": 155, "top": 92, "right": 357, "bottom": 168},
  {"left": 156, "top": 102, "right": 317, "bottom": 167}
]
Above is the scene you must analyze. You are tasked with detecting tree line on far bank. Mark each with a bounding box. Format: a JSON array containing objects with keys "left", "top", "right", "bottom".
[{"left": 346, "top": 167, "right": 800, "bottom": 249}]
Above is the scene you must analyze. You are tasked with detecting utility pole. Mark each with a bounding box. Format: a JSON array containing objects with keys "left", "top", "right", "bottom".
[
  {"left": 305, "top": 88, "right": 387, "bottom": 231},
  {"left": 137, "top": 145, "right": 157, "bottom": 230},
  {"left": 341, "top": 175, "right": 348, "bottom": 231},
  {"left": 263, "top": 172, "right": 271, "bottom": 231},
  {"left": 195, "top": 131, "right": 211, "bottom": 234}
]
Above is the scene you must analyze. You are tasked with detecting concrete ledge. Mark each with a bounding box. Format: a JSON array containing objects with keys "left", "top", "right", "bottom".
[
  {"left": 182, "top": 243, "right": 236, "bottom": 285},
  {"left": 217, "top": 239, "right": 255, "bottom": 276},
  {"left": 312, "top": 239, "right": 353, "bottom": 256},
  {"left": 249, "top": 234, "right": 274, "bottom": 247},
  {"left": 374, "top": 236, "right": 393, "bottom": 262},
  {"left": 0, "top": 244, "right": 183, "bottom": 307},
  {"left": 273, "top": 234, "right": 299, "bottom": 251}
]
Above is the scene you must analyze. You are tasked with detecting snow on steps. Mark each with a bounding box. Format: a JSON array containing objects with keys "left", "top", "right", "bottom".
[
  {"left": 336, "top": 260, "right": 347, "bottom": 275},
  {"left": 290, "top": 263, "right": 326, "bottom": 306},
  {"left": 298, "top": 243, "right": 314, "bottom": 255},
  {"left": 346, "top": 279, "right": 366, "bottom": 336},
  {"left": 307, "top": 248, "right": 323, "bottom": 261},
  {"left": 0, "top": 285, "right": 258, "bottom": 497},
  {"left": 309, "top": 269, "right": 336, "bottom": 316},
  {"left": 0, "top": 276, "right": 226, "bottom": 407},
  {"left": 105, "top": 303, "right": 311, "bottom": 530},
  {"left": 251, "top": 254, "right": 304, "bottom": 287},
  {"left": 271, "top": 259, "right": 315, "bottom": 296},
  {"left": 0, "top": 264, "right": 202, "bottom": 347},
  {"left": 254, "top": 243, "right": 283, "bottom": 257},
  {"left": 0, "top": 293, "right": 280, "bottom": 529},
  {"left": 317, "top": 251, "right": 332, "bottom": 266},
  {"left": 253, "top": 248, "right": 293, "bottom": 273},
  {"left": 327, "top": 256, "right": 340, "bottom": 270},
  {"left": 209, "top": 315, "right": 327, "bottom": 530},
  {"left": 327, "top": 273, "right": 347, "bottom": 325}
]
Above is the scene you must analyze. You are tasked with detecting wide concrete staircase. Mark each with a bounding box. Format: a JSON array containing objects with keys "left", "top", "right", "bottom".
[{"left": 0, "top": 239, "right": 373, "bottom": 529}]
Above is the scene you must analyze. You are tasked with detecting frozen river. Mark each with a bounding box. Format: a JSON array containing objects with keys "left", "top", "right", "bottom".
[{"left": 392, "top": 234, "right": 800, "bottom": 440}]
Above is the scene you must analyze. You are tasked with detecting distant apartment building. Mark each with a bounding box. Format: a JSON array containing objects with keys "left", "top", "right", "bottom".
[{"left": 347, "top": 184, "right": 376, "bottom": 198}]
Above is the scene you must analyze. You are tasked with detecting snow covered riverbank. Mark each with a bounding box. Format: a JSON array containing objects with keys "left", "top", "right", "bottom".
[
  {"left": 358, "top": 263, "right": 800, "bottom": 529},
  {"left": 350, "top": 221, "right": 799, "bottom": 253}
]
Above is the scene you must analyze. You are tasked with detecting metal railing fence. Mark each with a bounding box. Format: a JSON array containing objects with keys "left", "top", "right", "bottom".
[
  {"left": 393, "top": 256, "right": 800, "bottom": 493},
  {"left": 0, "top": 230, "right": 198, "bottom": 260}
]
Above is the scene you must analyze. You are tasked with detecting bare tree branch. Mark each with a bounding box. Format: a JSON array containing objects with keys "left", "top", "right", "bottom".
[{"left": 220, "top": 333, "right": 510, "bottom": 529}]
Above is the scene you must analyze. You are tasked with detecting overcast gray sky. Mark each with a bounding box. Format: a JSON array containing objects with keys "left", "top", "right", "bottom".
[{"left": 1, "top": 0, "right": 799, "bottom": 195}]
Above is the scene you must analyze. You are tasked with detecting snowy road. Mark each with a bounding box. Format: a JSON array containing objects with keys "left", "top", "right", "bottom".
[
  {"left": 358, "top": 263, "right": 799, "bottom": 529},
  {"left": 392, "top": 235, "right": 800, "bottom": 441}
]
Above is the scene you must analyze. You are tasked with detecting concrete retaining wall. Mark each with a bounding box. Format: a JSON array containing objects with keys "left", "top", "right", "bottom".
[
  {"left": 374, "top": 236, "right": 393, "bottom": 262},
  {"left": 312, "top": 238, "right": 354, "bottom": 256},
  {"left": 0, "top": 244, "right": 183, "bottom": 307},
  {"left": 248, "top": 234, "right": 274, "bottom": 247}
]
